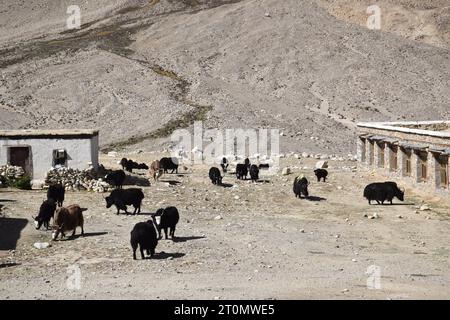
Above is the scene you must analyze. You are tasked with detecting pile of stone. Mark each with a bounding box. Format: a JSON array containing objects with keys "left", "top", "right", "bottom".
[
  {"left": 0, "top": 165, "right": 25, "bottom": 187},
  {"left": 44, "top": 167, "right": 113, "bottom": 193},
  {"left": 0, "top": 165, "right": 25, "bottom": 180}
]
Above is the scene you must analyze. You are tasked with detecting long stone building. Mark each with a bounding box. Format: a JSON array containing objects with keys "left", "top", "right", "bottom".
[{"left": 357, "top": 121, "right": 450, "bottom": 193}]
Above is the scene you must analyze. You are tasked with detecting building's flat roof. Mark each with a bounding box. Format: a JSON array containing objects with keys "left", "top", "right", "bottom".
[
  {"left": 357, "top": 121, "right": 450, "bottom": 138},
  {"left": 0, "top": 129, "right": 99, "bottom": 139}
]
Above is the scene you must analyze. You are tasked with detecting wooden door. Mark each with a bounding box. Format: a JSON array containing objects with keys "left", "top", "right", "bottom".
[{"left": 9, "top": 147, "right": 29, "bottom": 170}]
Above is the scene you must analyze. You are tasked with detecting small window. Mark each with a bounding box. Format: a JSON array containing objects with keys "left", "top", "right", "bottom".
[{"left": 53, "top": 149, "right": 68, "bottom": 166}]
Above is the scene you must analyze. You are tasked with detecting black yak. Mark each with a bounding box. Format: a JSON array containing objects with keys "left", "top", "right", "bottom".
[
  {"left": 105, "top": 188, "right": 144, "bottom": 214},
  {"left": 130, "top": 220, "right": 158, "bottom": 259},
  {"left": 105, "top": 170, "right": 126, "bottom": 189},
  {"left": 33, "top": 199, "right": 56, "bottom": 230},
  {"left": 293, "top": 175, "right": 309, "bottom": 198},
  {"left": 209, "top": 167, "right": 222, "bottom": 185},
  {"left": 220, "top": 157, "right": 229, "bottom": 173},
  {"left": 363, "top": 182, "right": 404, "bottom": 205},
  {"left": 236, "top": 163, "right": 248, "bottom": 180},
  {"left": 250, "top": 165, "right": 259, "bottom": 182},
  {"left": 314, "top": 169, "right": 328, "bottom": 182},
  {"left": 160, "top": 157, "right": 179, "bottom": 173},
  {"left": 152, "top": 206, "right": 180, "bottom": 240},
  {"left": 47, "top": 184, "right": 65, "bottom": 207}
]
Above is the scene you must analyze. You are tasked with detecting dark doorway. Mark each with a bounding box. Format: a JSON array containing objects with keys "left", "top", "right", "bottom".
[{"left": 8, "top": 147, "right": 31, "bottom": 175}]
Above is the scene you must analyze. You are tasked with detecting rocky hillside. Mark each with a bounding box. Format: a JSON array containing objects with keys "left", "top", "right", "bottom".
[
  {"left": 0, "top": 0, "right": 449, "bottom": 154},
  {"left": 317, "top": 0, "right": 450, "bottom": 49}
]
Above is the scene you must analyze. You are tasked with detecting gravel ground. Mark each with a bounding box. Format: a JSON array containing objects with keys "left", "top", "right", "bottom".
[{"left": 1, "top": 154, "right": 449, "bottom": 299}]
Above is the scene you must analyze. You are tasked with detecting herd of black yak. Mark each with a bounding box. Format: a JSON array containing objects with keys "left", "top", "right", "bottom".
[{"left": 31, "top": 156, "right": 405, "bottom": 259}]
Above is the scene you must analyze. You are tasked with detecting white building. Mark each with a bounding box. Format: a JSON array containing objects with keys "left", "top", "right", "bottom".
[{"left": 0, "top": 129, "right": 99, "bottom": 186}]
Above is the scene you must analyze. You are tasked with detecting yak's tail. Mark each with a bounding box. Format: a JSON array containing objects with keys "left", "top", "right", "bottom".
[{"left": 81, "top": 208, "right": 88, "bottom": 212}]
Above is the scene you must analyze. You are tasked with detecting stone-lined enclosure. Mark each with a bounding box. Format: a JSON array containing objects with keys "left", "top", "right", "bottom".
[{"left": 357, "top": 121, "right": 450, "bottom": 193}]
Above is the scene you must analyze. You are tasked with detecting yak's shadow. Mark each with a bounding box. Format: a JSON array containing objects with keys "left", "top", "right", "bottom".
[
  {"left": 67, "top": 231, "right": 108, "bottom": 240},
  {"left": 150, "top": 252, "right": 185, "bottom": 260},
  {"left": 159, "top": 179, "right": 181, "bottom": 186},
  {"left": 107, "top": 209, "right": 153, "bottom": 216},
  {"left": 306, "top": 196, "right": 327, "bottom": 202},
  {"left": 0, "top": 262, "right": 20, "bottom": 269},
  {"left": 122, "top": 211, "right": 154, "bottom": 216},
  {"left": 218, "top": 182, "right": 233, "bottom": 188},
  {"left": 122, "top": 175, "right": 151, "bottom": 187},
  {"left": 370, "top": 202, "right": 414, "bottom": 206},
  {"left": 172, "top": 235, "right": 206, "bottom": 243}
]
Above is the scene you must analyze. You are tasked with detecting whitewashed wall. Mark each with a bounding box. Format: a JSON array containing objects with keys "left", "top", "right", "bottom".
[{"left": 0, "top": 136, "right": 98, "bottom": 185}]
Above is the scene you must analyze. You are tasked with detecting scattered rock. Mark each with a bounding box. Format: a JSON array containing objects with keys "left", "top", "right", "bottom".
[
  {"left": 281, "top": 167, "right": 291, "bottom": 175},
  {"left": 33, "top": 242, "right": 50, "bottom": 249},
  {"left": 315, "top": 160, "right": 328, "bottom": 169},
  {"left": 419, "top": 204, "right": 431, "bottom": 211}
]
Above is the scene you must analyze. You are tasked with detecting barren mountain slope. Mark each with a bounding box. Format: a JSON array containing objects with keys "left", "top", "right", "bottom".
[
  {"left": 131, "top": 0, "right": 450, "bottom": 152},
  {"left": 316, "top": 0, "right": 450, "bottom": 49},
  {"left": 0, "top": 0, "right": 449, "bottom": 154},
  {"left": 0, "top": 0, "right": 130, "bottom": 46}
]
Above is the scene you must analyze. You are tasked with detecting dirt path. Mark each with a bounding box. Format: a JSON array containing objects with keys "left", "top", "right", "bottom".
[{"left": 1, "top": 154, "right": 449, "bottom": 299}]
